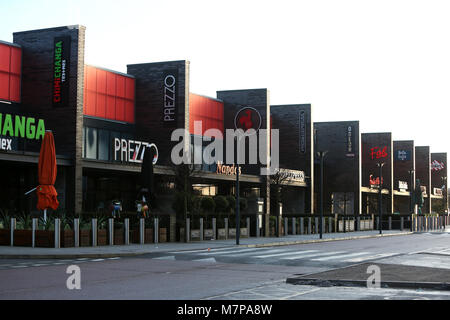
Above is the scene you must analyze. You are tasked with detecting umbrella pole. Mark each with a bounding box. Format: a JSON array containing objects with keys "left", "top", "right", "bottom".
[{"left": 44, "top": 209, "right": 47, "bottom": 223}]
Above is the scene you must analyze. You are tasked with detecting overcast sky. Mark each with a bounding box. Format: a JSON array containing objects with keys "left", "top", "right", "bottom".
[{"left": 1, "top": 0, "right": 449, "bottom": 158}]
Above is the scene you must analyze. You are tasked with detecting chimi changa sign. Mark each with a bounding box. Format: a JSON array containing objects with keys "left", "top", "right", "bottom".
[
  {"left": 0, "top": 113, "right": 45, "bottom": 151},
  {"left": 52, "top": 36, "right": 71, "bottom": 107}
]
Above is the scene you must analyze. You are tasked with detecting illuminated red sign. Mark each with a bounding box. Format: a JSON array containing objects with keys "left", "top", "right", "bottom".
[
  {"left": 234, "top": 107, "right": 262, "bottom": 132},
  {"left": 370, "top": 146, "right": 388, "bottom": 160},
  {"left": 369, "top": 174, "right": 384, "bottom": 186}
]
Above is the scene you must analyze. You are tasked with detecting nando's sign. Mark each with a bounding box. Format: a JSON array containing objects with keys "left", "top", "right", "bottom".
[
  {"left": 52, "top": 36, "right": 71, "bottom": 107},
  {"left": 234, "top": 106, "right": 262, "bottom": 132}
]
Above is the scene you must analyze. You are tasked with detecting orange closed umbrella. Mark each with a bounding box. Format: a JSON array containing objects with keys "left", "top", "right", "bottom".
[{"left": 36, "top": 131, "right": 59, "bottom": 213}]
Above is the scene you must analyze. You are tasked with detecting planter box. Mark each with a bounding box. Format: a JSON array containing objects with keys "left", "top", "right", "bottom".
[
  {"left": 98, "top": 229, "right": 107, "bottom": 246},
  {"left": 114, "top": 229, "right": 125, "bottom": 245},
  {"left": 36, "top": 230, "right": 55, "bottom": 247},
  {"left": 159, "top": 228, "right": 167, "bottom": 243},
  {"left": 144, "top": 228, "right": 153, "bottom": 244},
  {"left": 0, "top": 229, "right": 10, "bottom": 245},
  {"left": 240, "top": 228, "right": 248, "bottom": 238},
  {"left": 80, "top": 229, "right": 91, "bottom": 247},
  {"left": 228, "top": 228, "right": 236, "bottom": 238},
  {"left": 190, "top": 229, "right": 201, "bottom": 240},
  {"left": 204, "top": 229, "right": 214, "bottom": 240},
  {"left": 217, "top": 228, "right": 227, "bottom": 239},
  {"left": 269, "top": 227, "right": 276, "bottom": 237},
  {"left": 62, "top": 230, "right": 74, "bottom": 247},
  {"left": 14, "top": 230, "right": 32, "bottom": 247}
]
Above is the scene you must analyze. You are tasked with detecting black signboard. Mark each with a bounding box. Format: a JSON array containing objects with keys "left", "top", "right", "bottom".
[
  {"left": 346, "top": 125, "right": 355, "bottom": 156},
  {"left": 162, "top": 68, "right": 178, "bottom": 127},
  {"left": 299, "top": 110, "right": 306, "bottom": 153},
  {"left": 52, "top": 36, "right": 71, "bottom": 107},
  {"left": 395, "top": 149, "right": 411, "bottom": 161}
]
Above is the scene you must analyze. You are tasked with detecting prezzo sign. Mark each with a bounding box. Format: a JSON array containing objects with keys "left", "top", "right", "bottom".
[
  {"left": 52, "top": 36, "right": 71, "bottom": 107},
  {"left": 163, "top": 69, "right": 177, "bottom": 126},
  {"left": 114, "top": 138, "right": 158, "bottom": 164}
]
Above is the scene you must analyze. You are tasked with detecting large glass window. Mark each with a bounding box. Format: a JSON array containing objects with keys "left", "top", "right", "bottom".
[
  {"left": 98, "top": 129, "right": 110, "bottom": 161},
  {"left": 85, "top": 127, "right": 97, "bottom": 159}
]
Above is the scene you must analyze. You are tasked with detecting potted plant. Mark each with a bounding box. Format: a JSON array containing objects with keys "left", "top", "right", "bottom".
[
  {"left": 80, "top": 216, "right": 91, "bottom": 247},
  {"left": 97, "top": 216, "right": 108, "bottom": 246},
  {"left": 14, "top": 212, "right": 32, "bottom": 247}
]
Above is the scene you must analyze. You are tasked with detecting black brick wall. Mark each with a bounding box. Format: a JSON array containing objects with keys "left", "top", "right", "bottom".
[{"left": 415, "top": 146, "right": 431, "bottom": 213}]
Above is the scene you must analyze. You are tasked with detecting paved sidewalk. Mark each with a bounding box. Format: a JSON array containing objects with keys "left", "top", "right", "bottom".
[{"left": 0, "top": 230, "right": 412, "bottom": 259}]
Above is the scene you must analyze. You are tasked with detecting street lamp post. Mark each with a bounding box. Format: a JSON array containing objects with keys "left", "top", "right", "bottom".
[
  {"left": 235, "top": 136, "right": 241, "bottom": 246},
  {"left": 408, "top": 169, "right": 415, "bottom": 232},
  {"left": 377, "top": 162, "right": 385, "bottom": 235},
  {"left": 317, "top": 151, "right": 328, "bottom": 239}
]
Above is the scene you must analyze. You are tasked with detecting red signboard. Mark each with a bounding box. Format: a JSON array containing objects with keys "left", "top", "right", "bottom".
[
  {"left": 370, "top": 146, "right": 388, "bottom": 160},
  {"left": 0, "top": 42, "right": 21, "bottom": 103},
  {"left": 189, "top": 93, "right": 224, "bottom": 137},
  {"left": 83, "top": 65, "right": 135, "bottom": 123}
]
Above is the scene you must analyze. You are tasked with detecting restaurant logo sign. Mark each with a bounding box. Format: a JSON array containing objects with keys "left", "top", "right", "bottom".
[
  {"left": 369, "top": 174, "right": 384, "bottom": 187},
  {"left": 399, "top": 181, "right": 408, "bottom": 192},
  {"left": 277, "top": 168, "right": 305, "bottom": 183},
  {"left": 396, "top": 150, "right": 411, "bottom": 161},
  {"left": 346, "top": 126, "right": 355, "bottom": 157},
  {"left": 431, "top": 160, "right": 445, "bottom": 171},
  {"left": 370, "top": 146, "right": 388, "bottom": 160},
  {"left": 216, "top": 161, "right": 242, "bottom": 175},
  {"left": 434, "top": 188, "right": 443, "bottom": 196},
  {"left": 234, "top": 107, "right": 262, "bottom": 132},
  {"left": 114, "top": 138, "right": 158, "bottom": 164},
  {"left": 0, "top": 113, "right": 45, "bottom": 141},
  {"left": 163, "top": 69, "right": 177, "bottom": 126},
  {"left": 52, "top": 37, "right": 71, "bottom": 107}
]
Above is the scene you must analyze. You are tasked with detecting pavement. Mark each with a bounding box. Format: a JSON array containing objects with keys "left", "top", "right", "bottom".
[
  {"left": 286, "top": 262, "right": 450, "bottom": 291},
  {"left": 0, "top": 229, "right": 412, "bottom": 259}
]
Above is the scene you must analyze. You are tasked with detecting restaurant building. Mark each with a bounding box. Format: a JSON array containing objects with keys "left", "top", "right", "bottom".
[{"left": 0, "top": 25, "right": 315, "bottom": 239}]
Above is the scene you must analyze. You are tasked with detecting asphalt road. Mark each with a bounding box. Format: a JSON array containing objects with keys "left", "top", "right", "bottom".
[{"left": 1, "top": 232, "right": 450, "bottom": 300}]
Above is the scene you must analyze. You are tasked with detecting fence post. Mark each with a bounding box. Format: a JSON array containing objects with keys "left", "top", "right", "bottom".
[
  {"left": 10, "top": 218, "right": 15, "bottom": 247},
  {"left": 284, "top": 217, "right": 288, "bottom": 236},
  {"left": 54, "top": 218, "right": 61, "bottom": 249},
  {"left": 212, "top": 218, "right": 217, "bottom": 240},
  {"left": 224, "top": 218, "right": 228, "bottom": 240},
  {"left": 308, "top": 217, "right": 312, "bottom": 234},
  {"left": 32, "top": 218, "right": 37, "bottom": 248},
  {"left": 92, "top": 218, "right": 97, "bottom": 247},
  {"left": 199, "top": 218, "right": 204, "bottom": 241},
  {"left": 186, "top": 218, "right": 190, "bottom": 243},
  {"left": 124, "top": 218, "right": 130, "bottom": 245},
  {"left": 140, "top": 218, "right": 145, "bottom": 244},
  {"left": 154, "top": 217, "right": 159, "bottom": 244},
  {"left": 108, "top": 218, "right": 114, "bottom": 246},
  {"left": 74, "top": 218, "right": 80, "bottom": 247}
]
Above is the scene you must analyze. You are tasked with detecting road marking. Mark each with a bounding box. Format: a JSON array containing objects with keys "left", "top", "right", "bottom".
[
  {"left": 344, "top": 252, "right": 399, "bottom": 262},
  {"left": 197, "top": 248, "right": 264, "bottom": 256},
  {"left": 107, "top": 257, "right": 121, "bottom": 260},
  {"left": 311, "top": 252, "right": 371, "bottom": 261},
  {"left": 10, "top": 265, "right": 28, "bottom": 268},
  {"left": 193, "top": 258, "right": 217, "bottom": 263},
  {"left": 90, "top": 259, "right": 105, "bottom": 262},
  {"left": 281, "top": 251, "right": 346, "bottom": 260},
  {"left": 31, "top": 264, "right": 50, "bottom": 267},
  {"left": 153, "top": 256, "right": 176, "bottom": 260},
  {"left": 76, "top": 258, "right": 89, "bottom": 261},
  {"left": 169, "top": 247, "right": 236, "bottom": 254},
  {"left": 253, "top": 250, "right": 319, "bottom": 259}
]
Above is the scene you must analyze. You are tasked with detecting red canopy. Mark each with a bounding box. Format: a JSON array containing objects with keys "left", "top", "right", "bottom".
[{"left": 36, "top": 131, "right": 59, "bottom": 210}]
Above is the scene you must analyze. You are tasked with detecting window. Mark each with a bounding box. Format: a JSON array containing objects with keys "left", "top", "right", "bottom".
[
  {"left": 85, "top": 127, "right": 97, "bottom": 159},
  {"left": 98, "top": 129, "right": 109, "bottom": 161}
]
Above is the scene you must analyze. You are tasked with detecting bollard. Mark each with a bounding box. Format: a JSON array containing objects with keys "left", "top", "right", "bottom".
[
  {"left": 376, "top": 217, "right": 380, "bottom": 231},
  {"left": 32, "top": 218, "right": 37, "bottom": 248},
  {"left": 246, "top": 217, "right": 250, "bottom": 238},
  {"left": 329, "top": 217, "right": 332, "bottom": 233},
  {"left": 74, "top": 218, "right": 80, "bottom": 247},
  {"left": 224, "top": 218, "right": 229, "bottom": 240},
  {"left": 284, "top": 217, "right": 288, "bottom": 236},
  {"left": 401, "top": 217, "right": 404, "bottom": 231},
  {"left": 108, "top": 218, "right": 114, "bottom": 246},
  {"left": 308, "top": 218, "right": 312, "bottom": 235},
  {"left": 292, "top": 217, "right": 296, "bottom": 235},
  {"left": 10, "top": 218, "right": 16, "bottom": 247},
  {"left": 140, "top": 218, "right": 145, "bottom": 244},
  {"left": 356, "top": 217, "right": 360, "bottom": 232},
  {"left": 92, "top": 218, "right": 97, "bottom": 247},
  {"left": 342, "top": 217, "right": 346, "bottom": 232},
  {"left": 154, "top": 217, "right": 159, "bottom": 244},
  {"left": 124, "top": 218, "right": 130, "bottom": 245},
  {"left": 256, "top": 215, "right": 260, "bottom": 238},
  {"left": 315, "top": 217, "right": 319, "bottom": 234},
  {"left": 200, "top": 218, "right": 204, "bottom": 241},
  {"left": 388, "top": 216, "right": 392, "bottom": 230},
  {"left": 54, "top": 218, "right": 61, "bottom": 249},
  {"left": 186, "top": 218, "right": 190, "bottom": 242},
  {"left": 300, "top": 217, "right": 304, "bottom": 235},
  {"left": 212, "top": 218, "right": 217, "bottom": 240}
]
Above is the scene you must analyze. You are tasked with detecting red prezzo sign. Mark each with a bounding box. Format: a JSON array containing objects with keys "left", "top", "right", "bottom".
[{"left": 370, "top": 146, "right": 388, "bottom": 160}]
